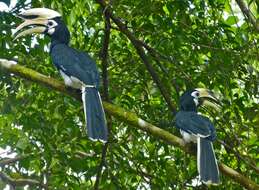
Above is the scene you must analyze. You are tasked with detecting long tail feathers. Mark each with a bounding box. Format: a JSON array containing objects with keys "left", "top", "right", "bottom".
[
  {"left": 197, "top": 137, "right": 220, "bottom": 185},
  {"left": 82, "top": 87, "right": 108, "bottom": 142}
]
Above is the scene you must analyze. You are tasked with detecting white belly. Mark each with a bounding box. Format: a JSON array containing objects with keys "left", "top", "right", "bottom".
[
  {"left": 180, "top": 130, "right": 197, "bottom": 143},
  {"left": 60, "top": 70, "right": 82, "bottom": 89}
]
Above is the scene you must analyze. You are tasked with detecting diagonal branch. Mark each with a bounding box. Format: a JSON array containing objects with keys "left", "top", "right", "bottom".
[
  {"left": 0, "top": 59, "right": 258, "bottom": 190},
  {"left": 95, "top": 0, "right": 177, "bottom": 114},
  {"left": 235, "top": 0, "right": 259, "bottom": 31},
  {"left": 218, "top": 139, "right": 259, "bottom": 174}
]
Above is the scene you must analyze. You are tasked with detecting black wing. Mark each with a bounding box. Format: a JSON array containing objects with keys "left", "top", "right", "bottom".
[
  {"left": 175, "top": 111, "right": 216, "bottom": 139},
  {"left": 51, "top": 44, "right": 99, "bottom": 87}
]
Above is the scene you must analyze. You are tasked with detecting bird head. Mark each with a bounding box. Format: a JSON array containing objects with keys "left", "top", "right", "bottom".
[
  {"left": 12, "top": 8, "right": 70, "bottom": 43},
  {"left": 180, "top": 88, "right": 220, "bottom": 111}
]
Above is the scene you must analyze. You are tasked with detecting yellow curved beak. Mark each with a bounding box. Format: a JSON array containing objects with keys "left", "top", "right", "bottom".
[
  {"left": 12, "top": 19, "right": 48, "bottom": 40},
  {"left": 195, "top": 88, "right": 221, "bottom": 109}
]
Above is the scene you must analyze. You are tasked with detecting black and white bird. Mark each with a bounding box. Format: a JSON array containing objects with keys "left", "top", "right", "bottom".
[
  {"left": 13, "top": 8, "right": 108, "bottom": 142},
  {"left": 175, "top": 88, "right": 220, "bottom": 185}
]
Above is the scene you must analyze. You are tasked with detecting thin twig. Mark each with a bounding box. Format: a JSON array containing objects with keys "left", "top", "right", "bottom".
[
  {"left": 75, "top": 151, "right": 96, "bottom": 158},
  {"left": 94, "top": 143, "right": 109, "bottom": 190},
  {"left": 137, "top": 39, "right": 194, "bottom": 85}
]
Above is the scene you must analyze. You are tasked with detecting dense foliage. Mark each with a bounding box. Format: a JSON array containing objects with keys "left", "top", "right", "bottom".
[{"left": 0, "top": 0, "right": 258, "bottom": 189}]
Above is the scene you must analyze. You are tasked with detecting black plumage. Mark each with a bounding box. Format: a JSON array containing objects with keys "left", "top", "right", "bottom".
[
  {"left": 49, "top": 18, "right": 108, "bottom": 142},
  {"left": 175, "top": 89, "right": 220, "bottom": 185},
  {"left": 13, "top": 8, "right": 108, "bottom": 142}
]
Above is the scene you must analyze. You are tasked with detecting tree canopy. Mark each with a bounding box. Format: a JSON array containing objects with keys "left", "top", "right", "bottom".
[{"left": 0, "top": 0, "right": 258, "bottom": 189}]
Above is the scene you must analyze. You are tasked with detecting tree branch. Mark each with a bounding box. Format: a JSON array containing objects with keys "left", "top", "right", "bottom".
[
  {"left": 218, "top": 139, "right": 259, "bottom": 174},
  {"left": 75, "top": 151, "right": 96, "bottom": 158},
  {"left": 94, "top": 143, "right": 109, "bottom": 190},
  {"left": 137, "top": 39, "right": 194, "bottom": 86},
  {"left": 0, "top": 59, "right": 258, "bottom": 190},
  {"left": 99, "top": 7, "right": 111, "bottom": 102},
  {"left": 94, "top": 7, "right": 112, "bottom": 190},
  {"left": 0, "top": 171, "right": 44, "bottom": 188},
  {"left": 95, "top": 0, "right": 177, "bottom": 114},
  {"left": 0, "top": 154, "right": 32, "bottom": 167},
  {"left": 235, "top": 0, "right": 259, "bottom": 32}
]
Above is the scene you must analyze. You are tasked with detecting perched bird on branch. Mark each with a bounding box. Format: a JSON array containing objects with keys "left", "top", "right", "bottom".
[
  {"left": 175, "top": 88, "right": 220, "bottom": 185},
  {"left": 13, "top": 8, "right": 108, "bottom": 142}
]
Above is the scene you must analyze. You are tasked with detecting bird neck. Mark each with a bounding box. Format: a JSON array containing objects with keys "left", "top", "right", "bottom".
[
  {"left": 50, "top": 29, "right": 70, "bottom": 51},
  {"left": 180, "top": 105, "right": 198, "bottom": 112},
  {"left": 50, "top": 21, "right": 70, "bottom": 49},
  {"left": 50, "top": 39, "right": 69, "bottom": 50},
  {"left": 180, "top": 98, "right": 198, "bottom": 112},
  {"left": 50, "top": 31, "right": 70, "bottom": 45}
]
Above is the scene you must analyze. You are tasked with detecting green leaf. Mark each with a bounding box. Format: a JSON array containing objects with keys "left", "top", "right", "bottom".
[
  {"left": 225, "top": 16, "right": 238, "bottom": 25},
  {"left": 16, "top": 137, "right": 29, "bottom": 151}
]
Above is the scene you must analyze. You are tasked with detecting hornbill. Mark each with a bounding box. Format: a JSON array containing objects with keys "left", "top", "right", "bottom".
[
  {"left": 13, "top": 8, "right": 108, "bottom": 142},
  {"left": 175, "top": 88, "right": 220, "bottom": 185}
]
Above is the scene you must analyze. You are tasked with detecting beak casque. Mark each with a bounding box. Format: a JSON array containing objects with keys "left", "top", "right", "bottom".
[
  {"left": 17, "top": 8, "right": 61, "bottom": 19},
  {"left": 195, "top": 88, "right": 221, "bottom": 109},
  {"left": 12, "top": 8, "right": 61, "bottom": 40}
]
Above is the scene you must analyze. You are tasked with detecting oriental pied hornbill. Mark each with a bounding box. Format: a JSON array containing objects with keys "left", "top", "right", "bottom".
[
  {"left": 175, "top": 88, "right": 220, "bottom": 185},
  {"left": 13, "top": 8, "right": 108, "bottom": 142}
]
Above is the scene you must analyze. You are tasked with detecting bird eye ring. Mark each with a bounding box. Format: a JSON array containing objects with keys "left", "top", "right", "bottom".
[
  {"left": 191, "top": 91, "right": 200, "bottom": 98},
  {"left": 47, "top": 21, "right": 54, "bottom": 27}
]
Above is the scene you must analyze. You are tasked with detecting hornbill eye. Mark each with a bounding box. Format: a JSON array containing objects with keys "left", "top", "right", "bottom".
[
  {"left": 191, "top": 91, "right": 200, "bottom": 98},
  {"left": 47, "top": 21, "right": 54, "bottom": 27}
]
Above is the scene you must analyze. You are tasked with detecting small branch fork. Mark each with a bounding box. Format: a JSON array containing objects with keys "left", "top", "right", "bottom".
[{"left": 95, "top": 0, "right": 177, "bottom": 114}]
